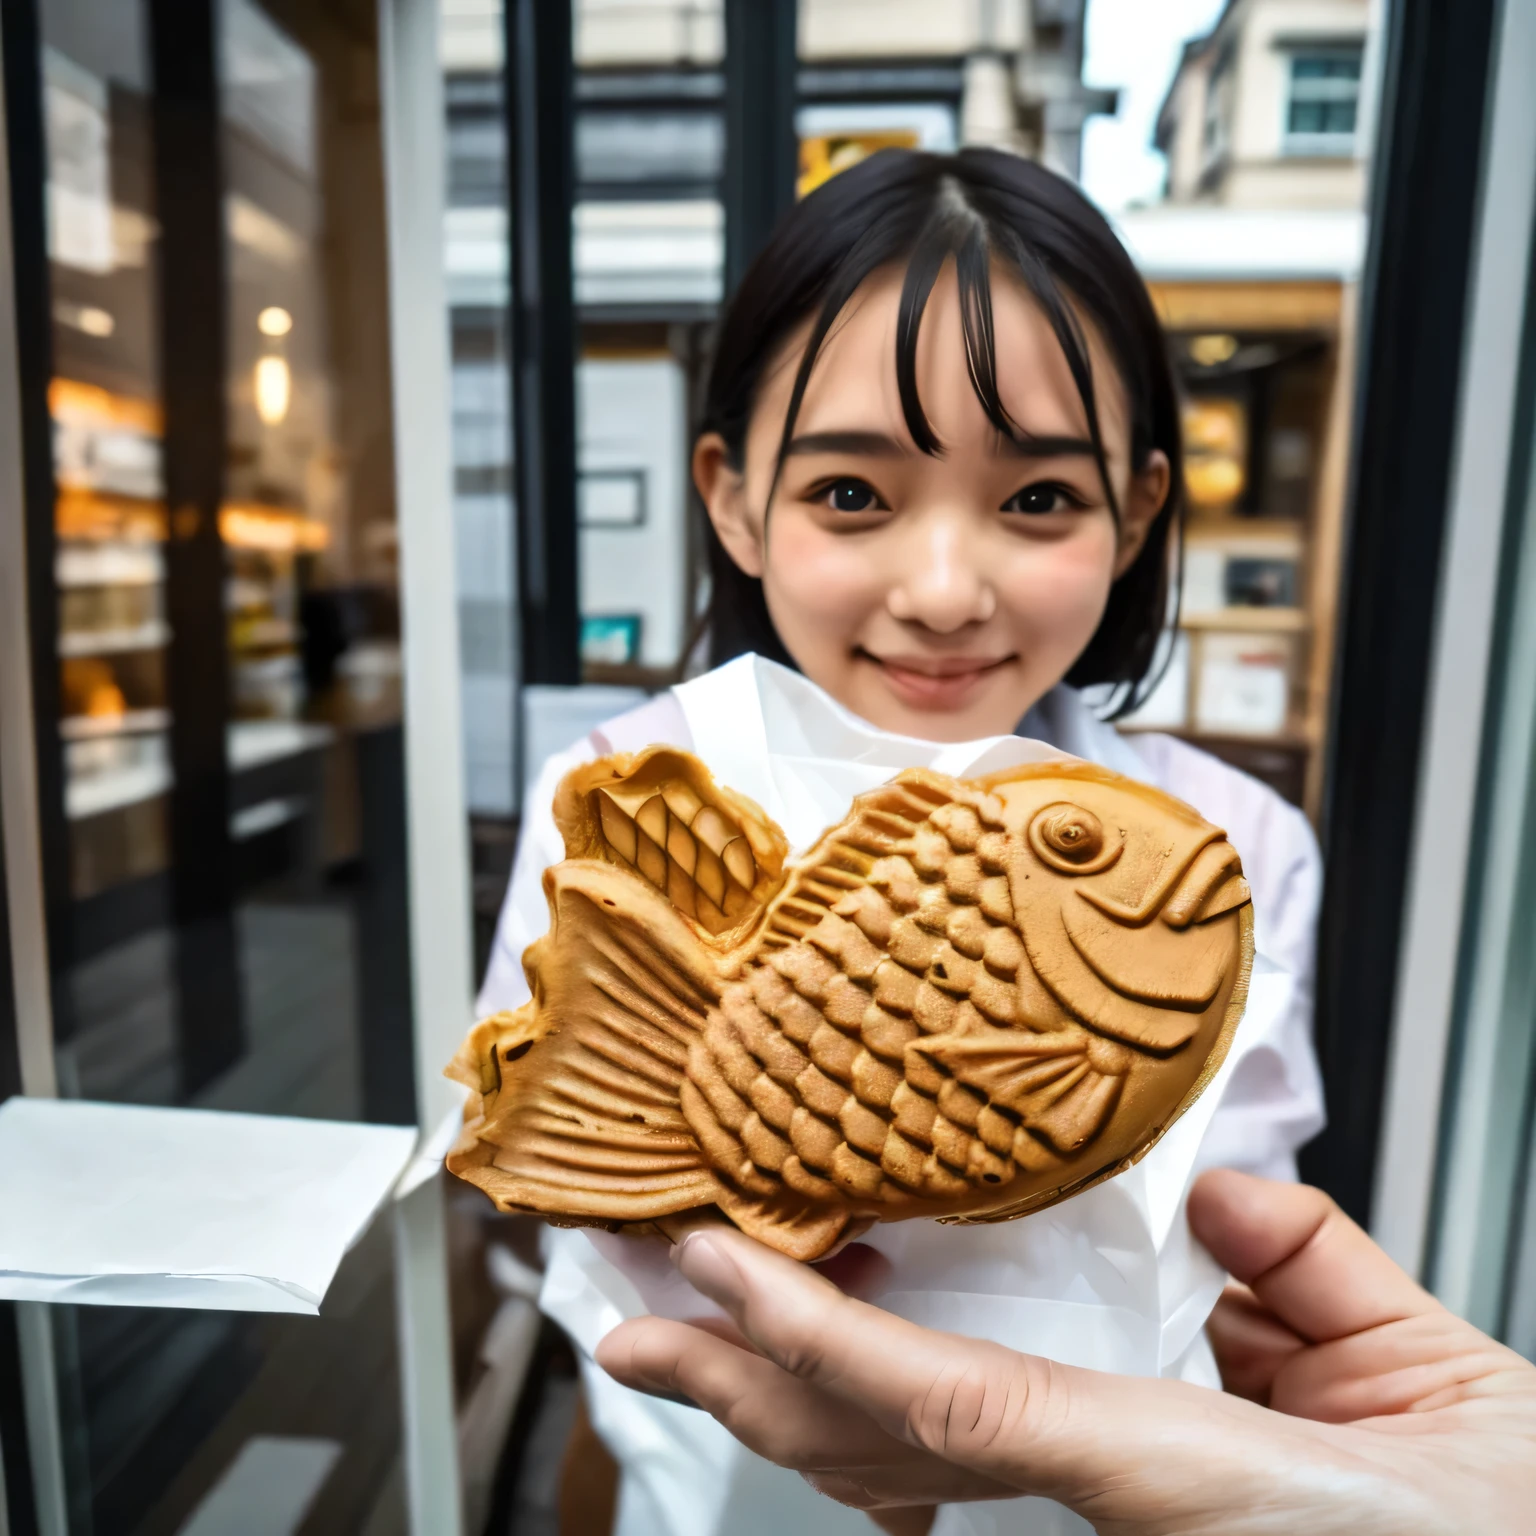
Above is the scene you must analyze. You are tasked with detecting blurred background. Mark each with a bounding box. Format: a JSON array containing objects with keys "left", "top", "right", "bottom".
[{"left": 2, "top": 0, "right": 1534, "bottom": 1533}]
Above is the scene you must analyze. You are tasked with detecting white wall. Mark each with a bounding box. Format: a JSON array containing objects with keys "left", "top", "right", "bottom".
[
  {"left": 578, "top": 356, "right": 692, "bottom": 669},
  {"left": 801, "top": 0, "right": 1027, "bottom": 59}
]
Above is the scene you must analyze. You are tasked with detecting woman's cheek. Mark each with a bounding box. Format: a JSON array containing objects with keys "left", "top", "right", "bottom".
[
  {"left": 995, "top": 524, "right": 1117, "bottom": 655},
  {"left": 763, "top": 515, "right": 879, "bottom": 646}
]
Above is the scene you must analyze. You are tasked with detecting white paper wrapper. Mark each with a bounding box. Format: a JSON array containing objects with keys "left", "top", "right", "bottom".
[
  {"left": 541, "top": 656, "right": 1290, "bottom": 1536},
  {"left": 0, "top": 1098, "right": 417, "bottom": 1313}
]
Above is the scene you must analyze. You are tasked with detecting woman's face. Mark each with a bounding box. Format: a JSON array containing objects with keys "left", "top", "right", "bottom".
[{"left": 695, "top": 262, "right": 1169, "bottom": 742}]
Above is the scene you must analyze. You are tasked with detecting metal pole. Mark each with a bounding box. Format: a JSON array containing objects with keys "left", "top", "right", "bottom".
[
  {"left": 506, "top": 0, "right": 580, "bottom": 691},
  {"left": 147, "top": 0, "right": 247, "bottom": 1096},
  {"left": 377, "top": 0, "right": 471, "bottom": 1528},
  {"left": 0, "top": 10, "right": 67, "bottom": 1535},
  {"left": 1375, "top": 0, "right": 1536, "bottom": 1289},
  {"left": 723, "top": 0, "right": 798, "bottom": 293},
  {"left": 0, "top": 0, "right": 69, "bottom": 1021},
  {"left": 1298, "top": 0, "right": 1501, "bottom": 1229}
]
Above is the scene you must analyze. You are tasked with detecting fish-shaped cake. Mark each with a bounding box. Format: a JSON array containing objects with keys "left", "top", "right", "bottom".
[{"left": 446, "top": 748, "right": 1253, "bottom": 1260}]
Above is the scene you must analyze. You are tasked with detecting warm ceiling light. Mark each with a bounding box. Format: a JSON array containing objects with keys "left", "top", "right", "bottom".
[
  {"left": 1189, "top": 332, "right": 1240, "bottom": 366},
  {"left": 53, "top": 300, "right": 116, "bottom": 337},
  {"left": 254, "top": 355, "right": 291, "bottom": 425},
  {"left": 77, "top": 306, "right": 116, "bottom": 337},
  {"left": 257, "top": 306, "right": 293, "bottom": 337}
]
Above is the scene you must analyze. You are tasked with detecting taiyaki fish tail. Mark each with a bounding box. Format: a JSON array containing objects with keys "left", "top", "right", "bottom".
[{"left": 445, "top": 860, "right": 730, "bottom": 1224}]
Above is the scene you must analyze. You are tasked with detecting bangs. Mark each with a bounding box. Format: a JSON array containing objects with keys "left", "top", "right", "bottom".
[
  {"left": 699, "top": 148, "right": 1184, "bottom": 718},
  {"left": 768, "top": 175, "right": 1119, "bottom": 521}
]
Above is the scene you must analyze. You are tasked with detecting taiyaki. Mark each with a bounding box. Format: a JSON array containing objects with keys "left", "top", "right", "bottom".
[{"left": 446, "top": 747, "right": 1253, "bottom": 1260}]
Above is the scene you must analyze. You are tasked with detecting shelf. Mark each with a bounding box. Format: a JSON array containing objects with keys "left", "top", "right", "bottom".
[
  {"left": 1117, "top": 721, "right": 1314, "bottom": 751},
  {"left": 64, "top": 719, "right": 338, "bottom": 819},
  {"left": 1185, "top": 515, "right": 1303, "bottom": 536},
  {"left": 67, "top": 759, "right": 171, "bottom": 820},
  {"left": 1180, "top": 606, "right": 1308, "bottom": 633},
  {"left": 56, "top": 542, "right": 164, "bottom": 588},
  {"left": 0, "top": 1096, "right": 417, "bottom": 1315},
  {"left": 232, "top": 618, "right": 298, "bottom": 649},
  {"left": 60, "top": 708, "right": 170, "bottom": 743},
  {"left": 59, "top": 622, "right": 170, "bottom": 657},
  {"left": 1183, "top": 519, "right": 1305, "bottom": 555}
]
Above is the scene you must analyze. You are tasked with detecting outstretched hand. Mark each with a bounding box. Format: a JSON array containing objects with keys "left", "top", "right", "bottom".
[{"left": 596, "top": 1171, "right": 1536, "bottom": 1535}]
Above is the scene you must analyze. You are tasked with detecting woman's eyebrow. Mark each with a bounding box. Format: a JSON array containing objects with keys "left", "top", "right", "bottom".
[
  {"left": 999, "top": 433, "right": 1097, "bottom": 459},
  {"left": 783, "top": 430, "right": 908, "bottom": 457},
  {"left": 783, "top": 429, "right": 1098, "bottom": 460}
]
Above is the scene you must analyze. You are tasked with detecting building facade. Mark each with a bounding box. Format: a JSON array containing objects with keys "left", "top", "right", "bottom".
[{"left": 1156, "top": 0, "right": 1371, "bottom": 208}]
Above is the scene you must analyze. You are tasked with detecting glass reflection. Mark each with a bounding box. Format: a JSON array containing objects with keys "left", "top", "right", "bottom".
[{"left": 30, "top": 0, "right": 414, "bottom": 1525}]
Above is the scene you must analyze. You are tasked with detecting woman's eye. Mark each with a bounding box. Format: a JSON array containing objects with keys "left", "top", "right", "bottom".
[
  {"left": 824, "top": 479, "right": 882, "bottom": 513},
  {"left": 1003, "top": 482, "right": 1077, "bottom": 515}
]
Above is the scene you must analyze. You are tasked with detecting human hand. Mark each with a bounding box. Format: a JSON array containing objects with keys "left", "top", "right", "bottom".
[{"left": 595, "top": 1171, "right": 1536, "bottom": 1534}]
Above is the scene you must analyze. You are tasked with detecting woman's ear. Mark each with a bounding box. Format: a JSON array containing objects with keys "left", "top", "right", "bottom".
[
  {"left": 693, "top": 432, "right": 764, "bottom": 578},
  {"left": 1113, "top": 448, "right": 1172, "bottom": 579}
]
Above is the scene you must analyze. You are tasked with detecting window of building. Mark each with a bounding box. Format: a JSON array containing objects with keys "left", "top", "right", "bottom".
[
  {"left": 1284, "top": 46, "right": 1363, "bottom": 156},
  {"left": 1200, "top": 41, "right": 1235, "bottom": 178}
]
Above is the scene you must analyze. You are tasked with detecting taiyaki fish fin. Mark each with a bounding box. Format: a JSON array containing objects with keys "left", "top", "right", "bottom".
[
  {"left": 1061, "top": 892, "right": 1231, "bottom": 1010},
  {"left": 551, "top": 748, "right": 789, "bottom": 939},
  {"left": 756, "top": 772, "right": 964, "bottom": 952},
  {"left": 446, "top": 1006, "right": 537, "bottom": 1096},
  {"left": 910, "top": 1027, "right": 1124, "bottom": 1155},
  {"left": 713, "top": 1186, "right": 875, "bottom": 1262},
  {"left": 908, "top": 1028, "right": 1090, "bottom": 1111},
  {"left": 447, "top": 861, "right": 726, "bottom": 1222}
]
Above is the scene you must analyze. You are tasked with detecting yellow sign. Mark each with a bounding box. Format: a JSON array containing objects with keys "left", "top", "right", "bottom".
[{"left": 798, "top": 129, "right": 921, "bottom": 199}]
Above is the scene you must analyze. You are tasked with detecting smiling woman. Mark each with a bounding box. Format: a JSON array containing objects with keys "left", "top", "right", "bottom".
[
  {"left": 476, "top": 145, "right": 1327, "bottom": 1536},
  {"left": 693, "top": 148, "right": 1183, "bottom": 741}
]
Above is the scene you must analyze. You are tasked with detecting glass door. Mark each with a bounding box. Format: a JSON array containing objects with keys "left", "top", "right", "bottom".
[{"left": 3, "top": 0, "right": 439, "bottom": 1526}]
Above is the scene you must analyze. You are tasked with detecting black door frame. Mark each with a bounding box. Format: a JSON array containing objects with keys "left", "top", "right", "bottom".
[{"left": 1301, "top": 0, "right": 1502, "bottom": 1223}]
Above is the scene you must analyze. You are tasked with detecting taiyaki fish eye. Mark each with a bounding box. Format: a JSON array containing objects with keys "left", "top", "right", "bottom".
[{"left": 1028, "top": 802, "right": 1124, "bottom": 875}]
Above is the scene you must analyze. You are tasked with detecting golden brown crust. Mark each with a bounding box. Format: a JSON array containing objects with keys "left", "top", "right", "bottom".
[
  {"left": 552, "top": 747, "right": 789, "bottom": 940},
  {"left": 446, "top": 751, "right": 1255, "bottom": 1259}
]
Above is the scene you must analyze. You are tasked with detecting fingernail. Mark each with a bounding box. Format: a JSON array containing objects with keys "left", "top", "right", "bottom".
[{"left": 675, "top": 1231, "right": 742, "bottom": 1304}]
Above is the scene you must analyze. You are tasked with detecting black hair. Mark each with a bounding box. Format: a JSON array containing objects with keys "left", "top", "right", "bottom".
[{"left": 696, "top": 147, "right": 1183, "bottom": 717}]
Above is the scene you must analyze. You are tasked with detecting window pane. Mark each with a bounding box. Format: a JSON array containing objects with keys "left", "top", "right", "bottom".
[
  {"left": 28, "top": 0, "right": 419, "bottom": 1525},
  {"left": 1324, "top": 100, "right": 1358, "bottom": 135},
  {"left": 577, "top": 109, "right": 724, "bottom": 188},
  {"left": 1288, "top": 100, "right": 1328, "bottom": 134}
]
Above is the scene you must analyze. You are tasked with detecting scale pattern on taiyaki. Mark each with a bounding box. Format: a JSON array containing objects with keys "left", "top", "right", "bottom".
[{"left": 681, "top": 778, "right": 1128, "bottom": 1212}]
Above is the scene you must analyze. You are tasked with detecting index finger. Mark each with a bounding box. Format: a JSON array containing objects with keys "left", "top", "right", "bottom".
[{"left": 671, "top": 1225, "right": 1181, "bottom": 1502}]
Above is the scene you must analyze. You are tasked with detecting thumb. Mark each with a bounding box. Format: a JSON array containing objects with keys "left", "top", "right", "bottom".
[{"left": 1188, "top": 1171, "right": 1440, "bottom": 1343}]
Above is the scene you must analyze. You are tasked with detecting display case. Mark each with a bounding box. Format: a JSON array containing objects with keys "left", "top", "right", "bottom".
[{"left": 1118, "top": 278, "right": 1358, "bottom": 819}]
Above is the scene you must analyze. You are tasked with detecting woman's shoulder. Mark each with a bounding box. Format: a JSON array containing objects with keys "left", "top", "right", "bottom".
[
  {"left": 587, "top": 690, "right": 692, "bottom": 756},
  {"left": 529, "top": 690, "right": 693, "bottom": 792}
]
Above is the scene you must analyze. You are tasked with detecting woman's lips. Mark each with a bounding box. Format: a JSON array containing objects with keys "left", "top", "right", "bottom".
[{"left": 859, "top": 651, "right": 1015, "bottom": 710}]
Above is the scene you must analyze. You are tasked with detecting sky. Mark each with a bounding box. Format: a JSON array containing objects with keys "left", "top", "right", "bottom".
[{"left": 1079, "top": 0, "right": 1229, "bottom": 212}]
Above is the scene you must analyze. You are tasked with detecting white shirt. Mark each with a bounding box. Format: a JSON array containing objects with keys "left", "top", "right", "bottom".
[{"left": 478, "top": 664, "right": 1325, "bottom": 1536}]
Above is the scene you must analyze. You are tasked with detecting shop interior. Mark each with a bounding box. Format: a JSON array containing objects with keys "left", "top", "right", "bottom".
[{"left": 1, "top": 0, "right": 1534, "bottom": 1533}]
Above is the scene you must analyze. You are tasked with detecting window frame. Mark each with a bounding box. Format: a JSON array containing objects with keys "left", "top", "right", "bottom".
[{"left": 1281, "top": 42, "right": 1365, "bottom": 159}]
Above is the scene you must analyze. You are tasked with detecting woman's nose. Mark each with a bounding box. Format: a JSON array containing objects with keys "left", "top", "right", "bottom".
[{"left": 886, "top": 516, "right": 996, "bottom": 633}]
